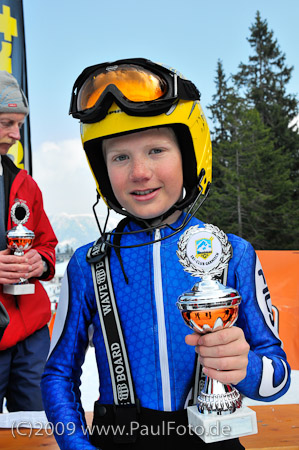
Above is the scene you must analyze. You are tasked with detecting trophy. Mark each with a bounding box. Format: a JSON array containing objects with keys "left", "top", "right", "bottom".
[
  {"left": 176, "top": 224, "right": 257, "bottom": 443},
  {"left": 3, "top": 200, "right": 35, "bottom": 295}
]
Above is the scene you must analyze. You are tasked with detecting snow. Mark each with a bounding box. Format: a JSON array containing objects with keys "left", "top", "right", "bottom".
[
  {"left": 80, "top": 346, "right": 299, "bottom": 412},
  {"left": 289, "top": 114, "right": 299, "bottom": 131}
]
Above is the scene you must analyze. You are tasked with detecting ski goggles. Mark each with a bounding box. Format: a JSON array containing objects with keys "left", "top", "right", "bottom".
[{"left": 69, "top": 58, "right": 200, "bottom": 123}]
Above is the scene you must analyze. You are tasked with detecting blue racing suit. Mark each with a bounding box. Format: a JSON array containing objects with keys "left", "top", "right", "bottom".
[{"left": 41, "top": 213, "right": 290, "bottom": 449}]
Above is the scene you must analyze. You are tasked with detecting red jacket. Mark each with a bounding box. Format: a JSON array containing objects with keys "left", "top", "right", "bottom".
[{"left": 0, "top": 158, "right": 58, "bottom": 350}]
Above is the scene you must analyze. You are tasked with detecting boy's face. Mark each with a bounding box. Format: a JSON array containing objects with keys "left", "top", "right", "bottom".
[
  {"left": 103, "top": 127, "right": 183, "bottom": 222},
  {"left": 0, "top": 113, "right": 25, "bottom": 155}
]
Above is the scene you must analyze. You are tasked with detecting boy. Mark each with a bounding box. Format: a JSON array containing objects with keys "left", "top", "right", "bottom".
[{"left": 41, "top": 58, "right": 290, "bottom": 449}]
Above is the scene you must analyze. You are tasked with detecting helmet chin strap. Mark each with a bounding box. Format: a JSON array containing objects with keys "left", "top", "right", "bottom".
[
  {"left": 92, "top": 181, "right": 210, "bottom": 250},
  {"left": 102, "top": 183, "right": 194, "bottom": 230}
]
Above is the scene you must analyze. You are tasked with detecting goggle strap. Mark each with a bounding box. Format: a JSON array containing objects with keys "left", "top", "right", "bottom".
[{"left": 177, "top": 78, "right": 201, "bottom": 100}]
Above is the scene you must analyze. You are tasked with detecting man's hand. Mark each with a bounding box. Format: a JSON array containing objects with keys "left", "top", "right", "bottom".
[
  {"left": 24, "top": 249, "right": 44, "bottom": 279},
  {"left": 185, "top": 327, "right": 250, "bottom": 385},
  {"left": 0, "top": 248, "right": 44, "bottom": 285}
]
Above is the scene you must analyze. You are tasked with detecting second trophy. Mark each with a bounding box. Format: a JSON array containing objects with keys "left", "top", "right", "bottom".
[
  {"left": 176, "top": 223, "right": 257, "bottom": 443},
  {"left": 3, "top": 199, "right": 35, "bottom": 295}
]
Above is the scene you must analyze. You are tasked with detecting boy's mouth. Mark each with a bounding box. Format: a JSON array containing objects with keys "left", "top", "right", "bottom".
[{"left": 131, "top": 188, "right": 159, "bottom": 196}]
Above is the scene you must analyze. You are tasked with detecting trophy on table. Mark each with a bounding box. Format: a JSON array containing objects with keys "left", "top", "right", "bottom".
[
  {"left": 3, "top": 199, "right": 35, "bottom": 295},
  {"left": 176, "top": 224, "right": 257, "bottom": 443}
]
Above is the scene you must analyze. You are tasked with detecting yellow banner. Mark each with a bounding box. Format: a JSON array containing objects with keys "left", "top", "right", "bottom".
[{"left": 0, "top": 0, "right": 31, "bottom": 172}]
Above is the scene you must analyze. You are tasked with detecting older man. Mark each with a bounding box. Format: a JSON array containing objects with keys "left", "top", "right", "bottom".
[{"left": 0, "top": 71, "right": 57, "bottom": 412}]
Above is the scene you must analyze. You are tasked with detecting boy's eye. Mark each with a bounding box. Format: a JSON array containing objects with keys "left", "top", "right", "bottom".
[
  {"left": 150, "top": 148, "right": 163, "bottom": 154},
  {"left": 114, "top": 154, "right": 129, "bottom": 162}
]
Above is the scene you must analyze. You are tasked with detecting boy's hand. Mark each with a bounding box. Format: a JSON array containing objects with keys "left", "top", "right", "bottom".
[
  {"left": 0, "top": 248, "right": 44, "bottom": 285},
  {"left": 185, "top": 327, "right": 250, "bottom": 385}
]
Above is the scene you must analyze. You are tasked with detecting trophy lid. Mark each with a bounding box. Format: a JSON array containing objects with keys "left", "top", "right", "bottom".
[{"left": 6, "top": 223, "right": 35, "bottom": 239}]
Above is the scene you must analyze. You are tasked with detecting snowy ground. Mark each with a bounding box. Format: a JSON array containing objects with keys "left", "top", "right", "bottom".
[
  {"left": 0, "top": 345, "right": 297, "bottom": 428},
  {"left": 80, "top": 347, "right": 299, "bottom": 412}
]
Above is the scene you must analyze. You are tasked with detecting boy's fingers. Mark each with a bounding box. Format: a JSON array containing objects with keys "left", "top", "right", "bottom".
[
  {"left": 197, "top": 338, "right": 249, "bottom": 358},
  {"left": 197, "top": 327, "right": 244, "bottom": 346},
  {"left": 198, "top": 354, "right": 248, "bottom": 371},
  {"left": 185, "top": 333, "right": 201, "bottom": 346}
]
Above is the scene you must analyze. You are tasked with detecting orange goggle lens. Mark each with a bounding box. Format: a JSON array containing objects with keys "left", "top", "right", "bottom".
[{"left": 77, "top": 65, "right": 167, "bottom": 111}]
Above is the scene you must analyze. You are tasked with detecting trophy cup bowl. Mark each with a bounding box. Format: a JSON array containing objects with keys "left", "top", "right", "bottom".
[
  {"left": 6, "top": 224, "right": 35, "bottom": 257},
  {"left": 177, "top": 277, "right": 242, "bottom": 414}
]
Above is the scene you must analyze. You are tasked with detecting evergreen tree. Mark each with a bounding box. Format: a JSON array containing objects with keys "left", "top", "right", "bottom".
[
  {"left": 200, "top": 89, "right": 287, "bottom": 249},
  {"left": 200, "top": 60, "right": 230, "bottom": 226},
  {"left": 199, "top": 13, "right": 299, "bottom": 249},
  {"left": 208, "top": 60, "right": 232, "bottom": 143},
  {"left": 234, "top": 11, "right": 299, "bottom": 184},
  {"left": 199, "top": 61, "right": 248, "bottom": 238}
]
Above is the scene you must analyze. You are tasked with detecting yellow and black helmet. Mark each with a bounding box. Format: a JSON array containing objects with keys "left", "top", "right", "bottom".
[{"left": 70, "top": 58, "right": 212, "bottom": 219}]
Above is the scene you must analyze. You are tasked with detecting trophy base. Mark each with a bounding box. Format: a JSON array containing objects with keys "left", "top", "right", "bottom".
[
  {"left": 3, "top": 283, "right": 35, "bottom": 295},
  {"left": 187, "top": 405, "right": 257, "bottom": 443}
]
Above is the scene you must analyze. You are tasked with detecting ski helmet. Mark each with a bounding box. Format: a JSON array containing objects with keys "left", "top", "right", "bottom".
[{"left": 70, "top": 57, "right": 212, "bottom": 222}]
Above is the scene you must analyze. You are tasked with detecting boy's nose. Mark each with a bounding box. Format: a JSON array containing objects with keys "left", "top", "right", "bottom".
[{"left": 130, "top": 158, "right": 152, "bottom": 181}]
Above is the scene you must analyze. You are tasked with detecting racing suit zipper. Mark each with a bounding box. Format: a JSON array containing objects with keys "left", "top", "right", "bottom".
[{"left": 153, "top": 228, "right": 171, "bottom": 411}]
